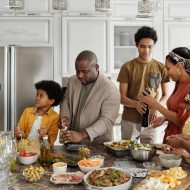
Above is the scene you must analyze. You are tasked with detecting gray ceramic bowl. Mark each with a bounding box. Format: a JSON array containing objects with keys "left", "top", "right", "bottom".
[
  {"left": 159, "top": 154, "right": 182, "bottom": 168},
  {"left": 130, "top": 149, "right": 156, "bottom": 162}
]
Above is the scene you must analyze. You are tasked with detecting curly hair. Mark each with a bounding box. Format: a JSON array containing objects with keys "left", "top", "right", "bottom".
[
  {"left": 35, "top": 80, "right": 62, "bottom": 106},
  {"left": 134, "top": 26, "right": 158, "bottom": 46}
]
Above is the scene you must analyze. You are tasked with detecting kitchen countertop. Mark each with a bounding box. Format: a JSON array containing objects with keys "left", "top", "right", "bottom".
[{"left": 9, "top": 144, "right": 190, "bottom": 190}]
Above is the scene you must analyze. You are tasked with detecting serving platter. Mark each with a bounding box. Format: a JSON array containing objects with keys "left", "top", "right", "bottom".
[{"left": 50, "top": 171, "right": 84, "bottom": 185}]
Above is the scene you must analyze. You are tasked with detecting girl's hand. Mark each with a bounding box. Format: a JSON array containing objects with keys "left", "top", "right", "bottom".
[
  {"left": 150, "top": 116, "right": 166, "bottom": 128},
  {"left": 140, "top": 91, "right": 158, "bottom": 108},
  {"left": 173, "top": 148, "right": 190, "bottom": 159},
  {"left": 166, "top": 135, "right": 183, "bottom": 148}
]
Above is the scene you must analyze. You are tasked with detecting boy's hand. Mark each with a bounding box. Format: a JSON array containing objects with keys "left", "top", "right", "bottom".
[
  {"left": 60, "top": 116, "right": 70, "bottom": 129},
  {"left": 135, "top": 101, "right": 147, "bottom": 114},
  {"left": 38, "top": 126, "right": 47, "bottom": 139},
  {"left": 14, "top": 127, "right": 23, "bottom": 138}
]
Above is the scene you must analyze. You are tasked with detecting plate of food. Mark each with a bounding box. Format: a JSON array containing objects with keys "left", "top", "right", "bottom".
[
  {"left": 84, "top": 167, "right": 132, "bottom": 190},
  {"left": 104, "top": 140, "right": 134, "bottom": 157},
  {"left": 50, "top": 171, "right": 84, "bottom": 184}
]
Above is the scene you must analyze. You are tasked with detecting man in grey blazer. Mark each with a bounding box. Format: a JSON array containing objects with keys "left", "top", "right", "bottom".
[{"left": 60, "top": 50, "right": 120, "bottom": 144}]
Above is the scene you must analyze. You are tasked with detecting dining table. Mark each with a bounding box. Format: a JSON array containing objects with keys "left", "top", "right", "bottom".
[{"left": 8, "top": 144, "right": 190, "bottom": 190}]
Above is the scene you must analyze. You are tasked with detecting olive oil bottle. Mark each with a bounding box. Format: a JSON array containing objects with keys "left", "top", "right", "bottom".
[{"left": 40, "top": 135, "right": 50, "bottom": 167}]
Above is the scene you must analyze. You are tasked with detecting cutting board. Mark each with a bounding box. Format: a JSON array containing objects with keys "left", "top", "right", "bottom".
[{"left": 133, "top": 171, "right": 190, "bottom": 190}]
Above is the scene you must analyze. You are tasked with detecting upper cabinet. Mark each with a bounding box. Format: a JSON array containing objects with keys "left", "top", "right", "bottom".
[
  {"left": 164, "top": 22, "right": 190, "bottom": 54},
  {"left": 164, "top": 0, "right": 190, "bottom": 55},
  {"left": 62, "top": 16, "right": 110, "bottom": 76},
  {"left": 0, "top": 0, "right": 50, "bottom": 12},
  {"left": 0, "top": 16, "right": 53, "bottom": 46},
  {"left": 111, "top": 0, "right": 138, "bottom": 19},
  {"left": 164, "top": 0, "right": 190, "bottom": 20}
]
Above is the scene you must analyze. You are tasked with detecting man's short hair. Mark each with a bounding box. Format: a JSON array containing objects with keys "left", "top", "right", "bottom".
[
  {"left": 134, "top": 26, "right": 157, "bottom": 46},
  {"left": 75, "top": 50, "right": 98, "bottom": 64}
]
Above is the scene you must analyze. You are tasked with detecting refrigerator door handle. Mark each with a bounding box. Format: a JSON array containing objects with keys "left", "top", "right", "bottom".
[
  {"left": 10, "top": 45, "right": 16, "bottom": 130},
  {"left": 4, "top": 46, "right": 8, "bottom": 131}
]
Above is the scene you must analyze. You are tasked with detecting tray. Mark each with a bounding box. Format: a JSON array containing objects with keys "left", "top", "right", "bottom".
[
  {"left": 50, "top": 171, "right": 84, "bottom": 184},
  {"left": 104, "top": 141, "right": 130, "bottom": 157}
]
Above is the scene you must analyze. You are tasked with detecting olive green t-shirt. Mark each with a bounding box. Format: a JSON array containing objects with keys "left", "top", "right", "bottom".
[
  {"left": 71, "top": 82, "right": 95, "bottom": 131},
  {"left": 117, "top": 58, "right": 170, "bottom": 123}
]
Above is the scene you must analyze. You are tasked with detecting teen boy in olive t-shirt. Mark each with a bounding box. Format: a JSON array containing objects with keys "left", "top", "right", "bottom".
[{"left": 117, "top": 26, "right": 170, "bottom": 142}]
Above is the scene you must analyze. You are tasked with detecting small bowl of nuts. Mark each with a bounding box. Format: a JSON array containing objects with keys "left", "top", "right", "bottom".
[{"left": 23, "top": 166, "right": 45, "bottom": 182}]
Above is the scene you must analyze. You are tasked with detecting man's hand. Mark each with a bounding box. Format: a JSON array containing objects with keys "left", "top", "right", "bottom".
[
  {"left": 62, "top": 130, "right": 89, "bottom": 143},
  {"left": 60, "top": 116, "right": 70, "bottom": 129}
]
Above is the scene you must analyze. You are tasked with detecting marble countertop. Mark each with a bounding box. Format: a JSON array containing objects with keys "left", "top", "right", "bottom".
[{"left": 9, "top": 144, "right": 190, "bottom": 190}]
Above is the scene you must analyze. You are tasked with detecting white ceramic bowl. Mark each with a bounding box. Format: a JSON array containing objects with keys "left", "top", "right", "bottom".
[
  {"left": 159, "top": 154, "right": 182, "bottom": 168},
  {"left": 78, "top": 159, "right": 102, "bottom": 173},
  {"left": 84, "top": 167, "right": 132, "bottom": 190},
  {"left": 17, "top": 152, "right": 38, "bottom": 165},
  {"left": 53, "top": 162, "right": 67, "bottom": 174}
]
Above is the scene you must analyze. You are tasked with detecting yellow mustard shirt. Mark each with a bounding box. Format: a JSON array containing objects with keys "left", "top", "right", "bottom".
[{"left": 17, "top": 107, "right": 59, "bottom": 145}]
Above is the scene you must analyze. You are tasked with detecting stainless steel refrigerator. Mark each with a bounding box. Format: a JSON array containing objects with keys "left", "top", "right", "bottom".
[{"left": 0, "top": 45, "right": 54, "bottom": 131}]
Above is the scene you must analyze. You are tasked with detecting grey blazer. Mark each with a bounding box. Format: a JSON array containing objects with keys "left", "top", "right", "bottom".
[{"left": 60, "top": 73, "right": 120, "bottom": 144}]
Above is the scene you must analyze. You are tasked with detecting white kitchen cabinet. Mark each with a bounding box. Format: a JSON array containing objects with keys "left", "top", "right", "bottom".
[
  {"left": 111, "top": 19, "right": 153, "bottom": 73},
  {"left": 62, "top": 16, "right": 110, "bottom": 76},
  {"left": 0, "top": 16, "right": 53, "bottom": 46},
  {"left": 111, "top": 0, "right": 138, "bottom": 19},
  {"left": 164, "top": 21, "right": 190, "bottom": 55},
  {"left": 164, "top": 0, "right": 190, "bottom": 19}
]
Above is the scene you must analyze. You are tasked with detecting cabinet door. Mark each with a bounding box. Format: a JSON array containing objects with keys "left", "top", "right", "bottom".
[
  {"left": 111, "top": 0, "right": 138, "bottom": 19},
  {"left": 164, "top": 22, "right": 190, "bottom": 54},
  {"left": 62, "top": 17, "right": 109, "bottom": 76},
  {"left": 0, "top": 17, "right": 53, "bottom": 46},
  {"left": 164, "top": 0, "right": 190, "bottom": 19}
]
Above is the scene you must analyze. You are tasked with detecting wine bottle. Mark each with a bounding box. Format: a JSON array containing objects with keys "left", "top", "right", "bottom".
[{"left": 141, "top": 88, "right": 150, "bottom": 128}]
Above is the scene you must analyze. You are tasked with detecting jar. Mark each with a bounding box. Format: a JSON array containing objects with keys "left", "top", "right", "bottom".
[{"left": 120, "top": 32, "right": 132, "bottom": 46}]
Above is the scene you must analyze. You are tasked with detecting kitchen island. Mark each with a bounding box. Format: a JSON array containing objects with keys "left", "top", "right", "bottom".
[{"left": 9, "top": 144, "right": 190, "bottom": 190}]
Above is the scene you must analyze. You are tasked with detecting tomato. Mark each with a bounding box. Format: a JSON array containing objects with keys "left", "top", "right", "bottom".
[
  {"left": 24, "top": 153, "right": 33, "bottom": 157},
  {"left": 19, "top": 150, "right": 26, "bottom": 156}
]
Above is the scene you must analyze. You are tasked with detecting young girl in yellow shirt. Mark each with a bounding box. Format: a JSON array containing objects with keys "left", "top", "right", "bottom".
[{"left": 14, "top": 80, "right": 62, "bottom": 145}]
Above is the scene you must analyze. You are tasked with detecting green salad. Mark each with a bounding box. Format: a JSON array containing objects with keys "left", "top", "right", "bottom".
[
  {"left": 129, "top": 143, "right": 155, "bottom": 151},
  {"left": 87, "top": 168, "right": 130, "bottom": 187}
]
